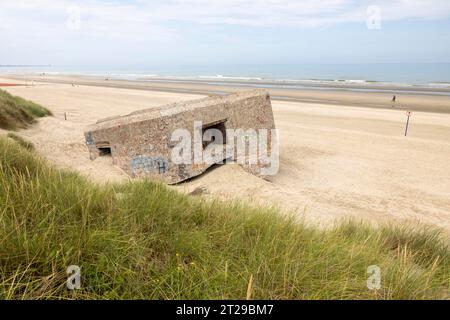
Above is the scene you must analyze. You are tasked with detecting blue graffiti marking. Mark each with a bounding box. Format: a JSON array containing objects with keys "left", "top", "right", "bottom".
[
  {"left": 131, "top": 156, "right": 169, "bottom": 175},
  {"left": 85, "top": 132, "right": 94, "bottom": 146}
]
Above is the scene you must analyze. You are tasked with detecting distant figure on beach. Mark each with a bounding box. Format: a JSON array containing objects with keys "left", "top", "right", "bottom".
[{"left": 392, "top": 95, "right": 396, "bottom": 103}]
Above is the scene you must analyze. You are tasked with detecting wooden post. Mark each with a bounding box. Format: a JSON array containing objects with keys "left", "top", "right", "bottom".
[
  {"left": 405, "top": 111, "right": 412, "bottom": 136},
  {"left": 64, "top": 112, "right": 67, "bottom": 121}
]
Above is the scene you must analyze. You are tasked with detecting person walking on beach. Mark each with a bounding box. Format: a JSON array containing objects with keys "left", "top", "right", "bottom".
[{"left": 391, "top": 95, "right": 397, "bottom": 107}]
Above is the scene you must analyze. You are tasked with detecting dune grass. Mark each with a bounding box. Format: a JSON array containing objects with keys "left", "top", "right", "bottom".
[
  {"left": 0, "top": 136, "right": 448, "bottom": 300},
  {"left": 0, "top": 89, "right": 52, "bottom": 130},
  {"left": 6, "top": 133, "right": 34, "bottom": 151}
]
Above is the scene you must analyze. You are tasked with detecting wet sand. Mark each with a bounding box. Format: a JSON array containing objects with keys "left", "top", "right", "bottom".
[{"left": 6, "top": 73, "right": 450, "bottom": 114}]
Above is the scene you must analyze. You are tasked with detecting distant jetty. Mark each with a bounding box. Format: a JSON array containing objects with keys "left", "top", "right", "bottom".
[{"left": 0, "top": 65, "right": 51, "bottom": 68}]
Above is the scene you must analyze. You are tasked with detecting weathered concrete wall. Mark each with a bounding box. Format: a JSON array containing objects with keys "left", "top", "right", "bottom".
[{"left": 84, "top": 89, "right": 276, "bottom": 184}]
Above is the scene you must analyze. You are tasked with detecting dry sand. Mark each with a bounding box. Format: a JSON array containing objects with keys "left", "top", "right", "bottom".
[{"left": 1, "top": 76, "right": 450, "bottom": 232}]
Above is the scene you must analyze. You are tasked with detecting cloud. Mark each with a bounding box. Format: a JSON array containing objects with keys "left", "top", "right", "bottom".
[
  {"left": 1, "top": 0, "right": 450, "bottom": 64},
  {"left": 0, "top": 0, "right": 177, "bottom": 43},
  {"left": 2, "top": 0, "right": 450, "bottom": 35},
  {"left": 137, "top": 0, "right": 450, "bottom": 27}
]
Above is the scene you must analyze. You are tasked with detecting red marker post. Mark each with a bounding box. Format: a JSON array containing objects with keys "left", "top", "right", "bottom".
[{"left": 405, "top": 111, "right": 412, "bottom": 136}]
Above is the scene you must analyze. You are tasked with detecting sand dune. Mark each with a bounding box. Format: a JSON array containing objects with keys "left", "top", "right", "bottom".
[{"left": 1, "top": 76, "right": 450, "bottom": 232}]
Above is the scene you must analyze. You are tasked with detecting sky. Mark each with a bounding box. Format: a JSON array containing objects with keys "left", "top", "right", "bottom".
[{"left": 1, "top": 0, "right": 450, "bottom": 67}]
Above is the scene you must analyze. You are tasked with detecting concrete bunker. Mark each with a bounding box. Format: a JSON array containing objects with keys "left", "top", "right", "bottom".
[{"left": 84, "top": 89, "right": 277, "bottom": 184}]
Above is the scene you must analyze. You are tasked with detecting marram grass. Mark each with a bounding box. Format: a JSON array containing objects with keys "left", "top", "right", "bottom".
[
  {"left": 0, "top": 89, "right": 52, "bottom": 130},
  {"left": 0, "top": 137, "right": 448, "bottom": 300},
  {"left": 6, "top": 133, "right": 34, "bottom": 151}
]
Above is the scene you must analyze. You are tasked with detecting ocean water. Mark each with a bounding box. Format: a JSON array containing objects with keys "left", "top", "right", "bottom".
[{"left": 1, "top": 63, "right": 450, "bottom": 86}]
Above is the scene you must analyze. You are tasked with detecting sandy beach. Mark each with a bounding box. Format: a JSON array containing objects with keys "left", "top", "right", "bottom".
[
  {"left": 1, "top": 75, "right": 450, "bottom": 232},
  {"left": 6, "top": 73, "right": 450, "bottom": 113}
]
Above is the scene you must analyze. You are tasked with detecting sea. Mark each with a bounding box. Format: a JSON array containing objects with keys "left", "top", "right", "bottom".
[{"left": 1, "top": 63, "right": 450, "bottom": 88}]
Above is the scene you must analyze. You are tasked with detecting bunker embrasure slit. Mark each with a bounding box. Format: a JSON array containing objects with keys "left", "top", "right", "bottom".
[
  {"left": 96, "top": 141, "right": 112, "bottom": 156},
  {"left": 202, "top": 120, "right": 227, "bottom": 149}
]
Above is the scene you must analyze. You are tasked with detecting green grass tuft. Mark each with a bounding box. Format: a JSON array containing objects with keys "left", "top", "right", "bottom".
[
  {"left": 6, "top": 133, "right": 35, "bottom": 151},
  {"left": 0, "top": 137, "right": 448, "bottom": 300},
  {"left": 0, "top": 89, "right": 52, "bottom": 130}
]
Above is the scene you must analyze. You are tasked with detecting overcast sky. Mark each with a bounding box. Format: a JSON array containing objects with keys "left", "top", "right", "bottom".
[{"left": 1, "top": 0, "right": 450, "bottom": 67}]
